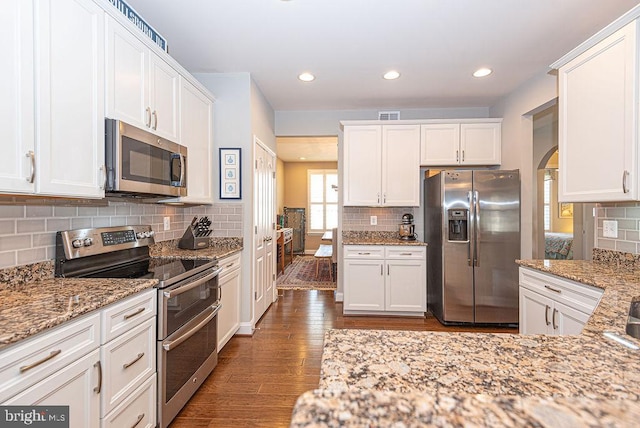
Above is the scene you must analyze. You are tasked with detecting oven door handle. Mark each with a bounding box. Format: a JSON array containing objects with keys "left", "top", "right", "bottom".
[
  {"left": 162, "top": 304, "right": 221, "bottom": 351},
  {"left": 163, "top": 267, "right": 222, "bottom": 299}
]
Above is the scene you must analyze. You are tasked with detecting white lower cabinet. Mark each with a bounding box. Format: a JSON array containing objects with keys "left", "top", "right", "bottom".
[
  {"left": 218, "top": 252, "right": 242, "bottom": 351},
  {"left": 519, "top": 267, "right": 603, "bottom": 335},
  {"left": 0, "top": 289, "right": 157, "bottom": 428},
  {"left": 343, "top": 245, "right": 426, "bottom": 315}
]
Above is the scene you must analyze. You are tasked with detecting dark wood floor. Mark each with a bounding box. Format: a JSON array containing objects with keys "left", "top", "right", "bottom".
[{"left": 169, "top": 289, "right": 517, "bottom": 428}]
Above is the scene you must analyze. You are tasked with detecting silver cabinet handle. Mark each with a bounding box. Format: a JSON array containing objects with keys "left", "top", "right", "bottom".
[
  {"left": 552, "top": 308, "right": 558, "bottom": 330},
  {"left": 383, "top": 193, "right": 386, "bottom": 204},
  {"left": 131, "top": 413, "right": 144, "bottom": 428},
  {"left": 357, "top": 252, "right": 371, "bottom": 255},
  {"left": 99, "top": 165, "right": 107, "bottom": 190},
  {"left": 94, "top": 360, "right": 102, "bottom": 393},
  {"left": 123, "top": 352, "right": 144, "bottom": 369},
  {"left": 152, "top": 110, "right": 158, "bottom": 130},
  {"left": 225, "top": 263, "right": 234, "bottom": 268},
  {"left": 377, "top": 193, "right": 380, "bottom": 204},
  {"left": 387, "top": 265, "right": 389, "bottom": 275},
  {"left": 26, "top": 151, "right": 35, "bottom": 183},
  {"left": 544, "top": 285, "right": 561, "bottom": 294},
  {"left": 456, "top": 150, "right": 459, "bottom": 163},
  {"left": 380, "top": 264, "right": 383, "bottom": 275},
  {"left": 145, "top": 107, "right": 151, "bottom": 127},
  {"left": 462, "top": 150, "right": 465, "bottom": 162},
  {"left": 623, "top": 170, "right": 630, "bottom": 193},
  {"left": 123, "top": 307, "right": 145, "bottom": 320},
  {"left": 545, "top": 305, "right": 550, "bottom": 326},
  {"left": 399, "top": 252, "right": 412, "bottom": 256},
  {"left": 20, "top": 349, "right": 61, "bottom": 372}
]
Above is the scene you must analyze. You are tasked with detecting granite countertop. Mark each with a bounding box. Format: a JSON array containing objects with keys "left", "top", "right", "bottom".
[
  {"left": 291, "top": 252, "right": 640, "bottom": 427},
  {"left": 342, "top": 231, "right": 427, "bottom": 246},
  {"left": 0, "top": 277, "right": 157, "bottom": 350},
  {"left": 0, "top": 237, "right": 243, "bottom": 351}
]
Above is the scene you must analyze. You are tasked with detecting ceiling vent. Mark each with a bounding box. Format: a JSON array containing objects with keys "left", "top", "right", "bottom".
[{"left": 378, "top": 111, "right": 400, "bottom": 121}]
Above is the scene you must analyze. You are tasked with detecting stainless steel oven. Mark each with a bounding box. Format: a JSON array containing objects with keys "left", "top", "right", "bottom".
[
  {"left": 105, "top": 118, "right": 187, "bottom": 198},
  {"left": 157, "top": 266, "right": 221, "bottom": 428}
]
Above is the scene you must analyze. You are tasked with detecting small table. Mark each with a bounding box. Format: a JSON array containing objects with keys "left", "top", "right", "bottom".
[
  {"left": 314, "top": 244, "right": 333, "bottom": 280},
  {"left": 277, "top": 228, "right": 294, "bottom": 274}
]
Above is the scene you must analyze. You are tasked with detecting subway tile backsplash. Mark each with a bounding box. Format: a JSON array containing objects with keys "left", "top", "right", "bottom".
[
  {"left": 596, "top": 202, "right": 640, "bottom": 254},
  {"left": 0, "top": 200, "right": 242, "bottom": 269},
  {"left": 343, "top": 207, "right": 417, "bottom": 232}
]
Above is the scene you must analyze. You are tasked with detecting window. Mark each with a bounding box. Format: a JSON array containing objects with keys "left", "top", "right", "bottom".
[
  {"left": 308, "top": 170, "right": 338, "bottom": 233},
  {"left": 543, "top": 170, "right": 553, "bottom": 231}
]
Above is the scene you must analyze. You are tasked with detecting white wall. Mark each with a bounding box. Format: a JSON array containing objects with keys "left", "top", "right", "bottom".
[
  {"left": 275, "top": 107, "right": 490, "bottom": 136},
  {"left": 489, "top": 71, "right": 558, "bottom": 259}
]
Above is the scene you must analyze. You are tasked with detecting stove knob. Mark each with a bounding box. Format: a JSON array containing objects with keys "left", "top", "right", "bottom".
[
  {"left": 136, "top": 232, "right": 146, "bottom": 239},
  {"left": 72, "top": 239, "right": 84, "bottom": 248},
  {"left": 83, "top": 238, "right": 93, "bottom": 247}
]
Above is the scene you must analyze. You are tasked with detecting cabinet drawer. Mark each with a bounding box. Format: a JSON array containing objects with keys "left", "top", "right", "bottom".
[
  {"left": 519, "top": 267, "right": 603, "bottom": 314},
  {"left": 102, "top": 373, "right": 156, "bottom": 428},
  {"left": 101, "top": 289, "right": 156, "bottom": 344},
  {"left": 101, "top": 317, "right": 156, "bottom": 416},
  {"left": 219, "top": 252, "right": 241, "bottom": 279},
  {"left": 343, "top": 245, "right": 384, "bottom": 259},
  {"left": 0, "top": 312, "right": 100, "bottom": 403},
  {"left": 385, "top": 246, "right": 426, "bottom": 259}
]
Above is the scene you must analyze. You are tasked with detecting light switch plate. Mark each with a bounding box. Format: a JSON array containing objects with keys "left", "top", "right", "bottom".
[
  {"left": 603, "top": 220, "right": 618, "bottom": 238},
  {"left": 163, "top": 216, "right": 171, "bottom": 231}
]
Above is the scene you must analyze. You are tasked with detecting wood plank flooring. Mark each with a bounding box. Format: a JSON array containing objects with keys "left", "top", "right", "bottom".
[{"left": 169, "top": 290, "right": 517, "bottom": 428}]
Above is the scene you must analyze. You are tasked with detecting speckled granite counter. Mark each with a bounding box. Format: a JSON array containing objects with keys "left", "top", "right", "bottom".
[
  {"left": 150, "top": 237, "right": 243, "bottom": 259},
  {"left": 342, "top": 231, "right": 427, "bottom": 246},
  {"left": 0, "top": 276, "right": 157, "bottom": 350},
  {"left": 291, "top": 250, "right": 640, "bottom": 427}
]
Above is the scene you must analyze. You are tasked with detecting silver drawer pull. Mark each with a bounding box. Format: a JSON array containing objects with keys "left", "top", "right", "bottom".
[
  {"left": 357, "top": 252, "right": 371, "bottom": 255},
  {"left": 225, "top": 263, "right": 234, "bottom": 268},
  {"left": 123, "top": 307, "right": 145, "bottom": 320},
  {"left": 123, "top": 352, "right": 145, "bottom": 369},
  {"left": 131, "top": 413, "right": 145, "bottom": 428},
  {"left": 94, "top": 360, "right": 102, "bottom": 393},
  {"left": 20, "top": 349, "right": 61, "bottom": 373},
  {"left": 544, "top": 285, "right": 561, "bottom": 294},
  {"left": 399, "top": 252, "right": 412, "bottom": 256}
]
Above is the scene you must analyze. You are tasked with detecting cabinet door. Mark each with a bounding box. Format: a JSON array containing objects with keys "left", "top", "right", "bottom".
[
  {"left": 106, "top": 17, "right": 149, "bottom": 130},
  {"left": 382, "top": 124, "right": 421, "bottom": 206},
  {"left": 558, "top": 22, "right": 637, "bottom": 202},
  {"left": 420, "top": 124, "right": 460, "bottom": 166},
  {"left": 35, "top": 0, "right": 105, "bottom": 198},
  {"left": 178, "top": 79, "right": 213, "bottom": 203},
  {"left": 343, "top": 259, "right": 385, "bottom": 311},
  {"left": 460, "top": 123, "right": 501, "bottom": 165},
  {"left": 0, "top": 0, "right": 35, "bottom": 194},
  {"left": 343, "top": 126, "right": 382, "bottom": 206},
  {"left": 149, "top": 54, "right": 180, "bottom": 141},
  {"left": 519, "top": 287, "right": 552, "bottom": 334},
  {"left": 385, "top": 259, "right": 426, "bottom": 312},
  {"left": 4, "top": 349, "right": 100, "bottom": 428},
  {"left": 218, "top": 267, "right": 241, "bottom": 351},
  {"left": 553, "top": 301, "right": 590, "bottom": 335}
]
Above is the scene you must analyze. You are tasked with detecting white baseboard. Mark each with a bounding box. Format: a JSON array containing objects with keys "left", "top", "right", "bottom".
[{"left": 335, "top": 291, "right": 344, "bottom": 302}]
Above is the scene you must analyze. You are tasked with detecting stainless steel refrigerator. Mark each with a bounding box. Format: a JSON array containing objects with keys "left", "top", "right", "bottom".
[{"left": 424, "top": 170, "right": 520, "bottom": 325}]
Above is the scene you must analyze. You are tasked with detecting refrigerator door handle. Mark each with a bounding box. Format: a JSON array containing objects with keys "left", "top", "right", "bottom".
[
  {"left": 467, "top": 191, "right": 473, "bottom": 266},
  {"left": 474, "top": 190, "right": 480, "bottom": 267}
]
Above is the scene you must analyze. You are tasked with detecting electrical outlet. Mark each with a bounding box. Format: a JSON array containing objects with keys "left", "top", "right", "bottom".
[
  {"left": 603, "top": 220, "right": 618, "bottom": 238},
  {"left": 370, "top": 216, "right": 377, "bottom": 225},
  {"left": 163, "top": 216, "right": 171, "bottom": 231}
]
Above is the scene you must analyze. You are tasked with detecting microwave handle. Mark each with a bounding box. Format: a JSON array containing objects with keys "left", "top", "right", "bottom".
[{"left": 179, "top": 153, "right": 186, "bottom": 186}]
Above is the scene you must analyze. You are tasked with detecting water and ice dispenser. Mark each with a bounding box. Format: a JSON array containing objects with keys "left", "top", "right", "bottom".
[{"left": 448, "top": 209, "right": 468, "bottom": 241}]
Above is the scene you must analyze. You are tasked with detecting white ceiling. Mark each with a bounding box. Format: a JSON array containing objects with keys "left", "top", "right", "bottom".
[{"left": 123, "top": 0, "right": 638, "bottom": 112}]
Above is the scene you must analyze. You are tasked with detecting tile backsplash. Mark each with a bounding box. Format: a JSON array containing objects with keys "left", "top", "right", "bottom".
[
  {"left": 596, "top": 202, "right": 640, "bottom": 254},
  {"left": 343, "top": 207, "right": 417, "bottom": 232},
  {"left": 0, "top": 200, "right": 242, "bottom": 269}
]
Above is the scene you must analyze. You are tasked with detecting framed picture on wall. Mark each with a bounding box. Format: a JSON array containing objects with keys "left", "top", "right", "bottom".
[
  {"left": 220, "top": 148, "right": 241, "bottom": 199},
  {"left": 559, "top": 202, "right": 573, "bottom": 218}
]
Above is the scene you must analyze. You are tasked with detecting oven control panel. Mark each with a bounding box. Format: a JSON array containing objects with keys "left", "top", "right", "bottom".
[{"left": 57, "top": 225, "right": 155, "bottom": 260}]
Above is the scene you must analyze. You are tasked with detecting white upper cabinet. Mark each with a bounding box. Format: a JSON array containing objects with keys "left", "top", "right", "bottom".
[
  {"left": 106, "top": 17, "right": 180, "bottom": 142},
  {"left": 556, "top": 21, "right": 638, "bottom": 202},
  {"left": 420, "top": 120, "right": 501, "bottom": 166},
  {"left": 162, "top": 78, "right": 214, "bottom": 204},
  {"left": 36, "top": 0, "right": 106, "bottom": 198},
  {"left": 343, "top": 124, "right": 420, "bottom": 207},
  {"left": 0, "top": 0, "right": 35, "bottom": 194}
]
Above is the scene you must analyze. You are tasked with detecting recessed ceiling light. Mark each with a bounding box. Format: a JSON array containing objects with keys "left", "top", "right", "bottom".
[
  {"left": 473, "top": 68, "right": 492, "bottom": 78},
  {"left": 299, "top": 157, "right": 306, "bottom": 160},
  {"left": 383, "top": 70, "right": 400, "bottom": 80},
  {"left": 298, "top": 73, "right": 315, "bottom": 82}
]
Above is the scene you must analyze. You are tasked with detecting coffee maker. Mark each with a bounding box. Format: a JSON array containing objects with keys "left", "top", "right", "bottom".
[{"left": 399, "top": 213, "right": 416, "bottom": 241}]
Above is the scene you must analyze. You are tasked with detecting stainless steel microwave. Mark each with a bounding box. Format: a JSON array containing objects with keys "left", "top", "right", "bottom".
[{"left": 105, "top": 119, "right": 187, "bottom": 198}]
